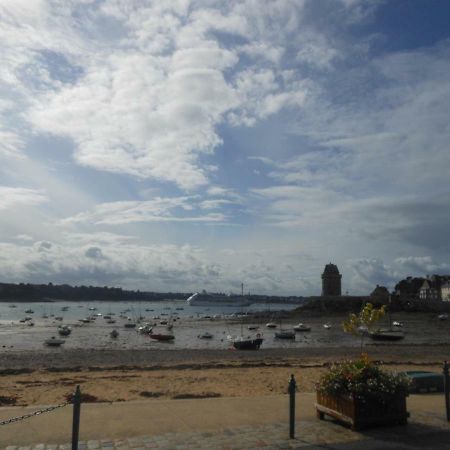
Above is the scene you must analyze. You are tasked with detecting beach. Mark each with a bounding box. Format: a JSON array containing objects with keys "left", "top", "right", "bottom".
[
  {"left": 1, "top": 307, "right": 450, "bottom": 407},
  {"left": 0, "top": 345, "right": 448, "bottom": 407}
]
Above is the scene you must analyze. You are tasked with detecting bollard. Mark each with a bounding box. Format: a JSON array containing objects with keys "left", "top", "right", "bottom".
[
  {"left": 444, "top": 362, "right": 450, "bottom": 421},
  {"left": 288, "top": 374, "right": 296, "bottom": 439},
  {"left": 72, "top": 385, "right": 82, "bottom": 450}
]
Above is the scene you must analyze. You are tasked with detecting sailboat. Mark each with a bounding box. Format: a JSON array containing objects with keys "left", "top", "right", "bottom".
[
  {"left": 231, "top": 283, "right": 264, "bottom": 350},
  {"left": 274, "top": 315, "right": 295, "bottom": 340},
  {"left": 369, "top": 296, "right": 404, "bottom": 341}
]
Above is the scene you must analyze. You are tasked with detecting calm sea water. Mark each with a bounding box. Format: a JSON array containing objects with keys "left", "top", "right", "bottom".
[{"left": 1, "top": 301, "right": 448, "bottom": 351}]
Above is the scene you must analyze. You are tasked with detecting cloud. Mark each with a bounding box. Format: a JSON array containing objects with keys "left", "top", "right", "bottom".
[
  {"left": 0, "top": 187, "right": 47, "bottom": 210},
  {"left": 62, "top": 197, "right": 227, "bottom": 225}
]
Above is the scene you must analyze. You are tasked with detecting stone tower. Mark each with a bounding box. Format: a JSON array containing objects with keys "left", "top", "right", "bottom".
[{"left": 321, "top": 263, "right": 342, "bottom": 296}]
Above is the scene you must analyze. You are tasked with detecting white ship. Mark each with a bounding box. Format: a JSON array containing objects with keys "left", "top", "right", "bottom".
[{"left": 187, "top": 289, "right": 252, "bottom": 307}]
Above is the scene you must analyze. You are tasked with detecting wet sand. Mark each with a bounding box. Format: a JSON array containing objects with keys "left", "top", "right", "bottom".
[
  {"left": 2, "top": 310, "right": 450, "bottom": 407},
  {"left": 0, "top": 345, "right": 448, "bottom": 406}
]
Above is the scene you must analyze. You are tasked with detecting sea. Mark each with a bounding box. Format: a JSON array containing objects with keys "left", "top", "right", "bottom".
[
  {"left": 1, "top": 300, "right": 448, "bottom": 351},
  {"left": 0, "top": 300, "right": 302, "bottom": 351}
]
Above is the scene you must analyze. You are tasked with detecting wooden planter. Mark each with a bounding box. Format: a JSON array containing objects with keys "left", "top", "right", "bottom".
[{"left": 315, "top": 392, "right": 409, "bottom": 430}]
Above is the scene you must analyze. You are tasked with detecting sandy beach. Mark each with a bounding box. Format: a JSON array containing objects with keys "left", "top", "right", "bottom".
[{"left": 0, "top": 345, "right": 448, "bottom": 407}]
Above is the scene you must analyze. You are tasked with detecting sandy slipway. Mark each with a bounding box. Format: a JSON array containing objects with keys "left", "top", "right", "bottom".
[{"left": 1, "top": 345, "right": 450, "bottom": 372}]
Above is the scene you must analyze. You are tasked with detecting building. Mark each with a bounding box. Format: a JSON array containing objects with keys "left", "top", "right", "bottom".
[
  {"left": 419, "top": 275, "right": 450, "bottom": 301},
  {"left": 370, "top": 285, "right": 390, "bottom": 302},
  {"left": 321, "top": 263, "right": 342, "bottom": 296},
  {"left": 441, "top": 282, "right": 450, "bottom": 302}
]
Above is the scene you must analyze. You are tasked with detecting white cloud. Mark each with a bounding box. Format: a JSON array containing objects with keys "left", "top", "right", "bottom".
[
  {"left": 62, "top": 197, "right": 227, "bottom": 225},
  {"left": 0, "top": 187, "right": 47, "bottom": 210}
]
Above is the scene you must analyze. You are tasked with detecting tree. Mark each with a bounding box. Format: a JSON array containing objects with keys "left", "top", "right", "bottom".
[{"left": 342, "top": 303, "right": 386, "bottom": 353}]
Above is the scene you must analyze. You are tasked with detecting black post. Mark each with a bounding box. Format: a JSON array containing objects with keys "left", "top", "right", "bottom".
[
  {"left": 444, "top": 362, "right": 450, "bottom": 421},
  {"left": 72, "top": 385, "right": 81, "bottom": 450},
  {"left": 288, "top": 374, "right": 296, "bottom": 439}
]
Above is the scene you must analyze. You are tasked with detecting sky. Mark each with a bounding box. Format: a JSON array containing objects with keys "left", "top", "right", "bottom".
[{"left": 1, "top": 0, "right": 450, "bottom": 296}]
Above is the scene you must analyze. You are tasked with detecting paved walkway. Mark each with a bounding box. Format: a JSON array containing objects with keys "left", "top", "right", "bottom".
[{"left": 2, "top": 394, "right": 450, "bottom": 449}]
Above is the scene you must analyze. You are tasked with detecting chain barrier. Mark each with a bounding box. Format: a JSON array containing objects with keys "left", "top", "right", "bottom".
[{"left": 0, "top": 401, "right": 68, "bottom": 426}]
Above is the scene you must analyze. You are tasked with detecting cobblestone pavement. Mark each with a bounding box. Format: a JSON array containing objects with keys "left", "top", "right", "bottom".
[{"left": 4, "top": 411, "right": 450, "bottom": 450}]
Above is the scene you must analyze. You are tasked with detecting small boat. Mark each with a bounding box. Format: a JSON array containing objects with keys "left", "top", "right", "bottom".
[
  {"left": 198, "top": 332, "right": 213, "bottom": 339},
  {"left": 323, "top": 323, "right": 332, "bottom": 329},
  {"left": 58, "top": 326, "right": 72, "bottom": 336},
  {"left": 266, "top": 322, "right": 277, "bottom": 328},
  {"left": 54, "top": 316, "right": 63, "bottom": 321},
  {"left": 103, "top": 315, "right": 111, "bottom": 319},
  {"left": 27, "top": 322, "right": 35, "bottom": 327},
  {"left": 25, "top": 309, "right": 34, "bottom": 314},
  {"left": 8, "top": 304, "right": 17, "bottom": 308},
  {"left": 110, "top": 329, "right": 119, "bottom": 338},
  {"left": 160, "top": 320, "right": 168, "bottom": 325},
  {"left": 45, "top": 337, "right": 65, "bottom": 347},
  {"left": 149, "top": 333, "right": 175, "bottom": 341},
  {"left": 138, "top": 324, "right": 153, "bottom": 334},
  {"left": 176, "top": 307, "right": 184, "bottom": 310},
  {"left": 79, "top": 318, "right": 92, "bottom": 323},
  {"left": 107, "top": 319, "right": 116, "bottom": 324},
  {"left": 392, "top": 321, "right": 403, "bottom": 327},
  {"left": 61, "top": 306, "right": 69, "bottom": 311},
  {"left": 275, "top": 330, "right": 295, "bottom": 339},
  {"left": 124, "top": 323, "right": 136, "bottom": 329},
  {"left": 293, "top": 323, "right": 311, "bottom": 332},
  {"left": 89, "top": 307, "right": 97, "bottom": 311},
  {"left": 438, "top": 314, "right": 448, "bottom": 321},
  {"left": 248, "top": 325, "right": 259, "bottom": 330},
  {"left": 232, "top": 334, "right": 263, "bottom": 350},
  {"left": 369, "top": 329, "right": 404, "bottom": 341}
]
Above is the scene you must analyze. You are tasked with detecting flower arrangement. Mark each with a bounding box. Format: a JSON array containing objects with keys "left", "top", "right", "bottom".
[{"left": 316, "top": 355, "right": 410, "bottom": 403}]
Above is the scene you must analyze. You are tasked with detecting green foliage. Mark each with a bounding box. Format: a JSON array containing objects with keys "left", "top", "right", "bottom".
[
  {"left": 342, "top": 303, "right": 386, "bottom": 336},
  {"left": 316, "top": 356, "right": 410, "bottom": 402}
]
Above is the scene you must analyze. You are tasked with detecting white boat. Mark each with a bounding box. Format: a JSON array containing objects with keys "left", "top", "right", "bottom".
[
  {"left": 187, "top": 291, "right": 252, "bottom": 307},
  {"left": 58, "top": 325, "right": 71, "bottom": 336},
  {"left": 266, "top": 322, "right": 277, "bottom": 328},
  {"left": 392, "top": 321, "right": 403, "bottom": 327},
  {"left": 293, "top": 323, "right": 311, "bottom": 332},
  {"left": 438, "top": 314, "right": 448, "bottom": 320},
  {"left": 323, "top": 323, "right": 332, "bottom": 329}
]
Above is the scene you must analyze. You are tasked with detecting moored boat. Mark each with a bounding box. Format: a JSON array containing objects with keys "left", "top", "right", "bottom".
[
  {"left": 293, "top": 323, "right": 311, "bottom": 332},
  {"left": 275, "top": 329, "right": 295, "bottom": 339},
  {"left": 369, "top": 329, "right": 404, "bottom": 341},
  {"left": 232, "top": 334, "right": 263, "bottom": 350},
  {"left": 149, "top": 332, "right": 175, "bottom": 341},
  {"left": 45, "top": 336, "right": 65, "bottom": 347}
]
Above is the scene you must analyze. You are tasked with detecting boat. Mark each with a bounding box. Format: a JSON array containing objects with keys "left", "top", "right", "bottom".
[
  {"left": 45, "top": 337, "right": 65, "bottom": 347},
  {"left": 266, "top": 322, "right": 277, "bottom": 328},
  {"left": 293, "top": 323, "right": 311, "bottom": 332},
  {"left": 369, "top": 329, "right": 404, "bottom": 341},
  {"left": 232, "top": 334, "right": 263, "bottom": 350},
  {"left": 138, "top": 324, "right": 153, "bottom": 334},
  {"left": 25, "top": 309, "right": 34, "bottom": 314},
  {"left": 198, "top": 332, "right": 213, "bottom": 339},
  {"left": 27, "top": 322, "right": 35, "bottom": 327},
  {"left": 369, "top": 296, "right": 404, "bottom": 341},
  {"left": 275, "top": 329, "right": 295, "bottom": 339},
  {"left": 107, "top": 319, "right": 116, "bottom": 324},
  {"left": 110, "top": 329, "right": 119, "bottom": 338},
  {"left": 187, "top": 289, "right": 252, "bottom": 307},
  {"left": 248, "top": 325, "right": 259, "bottom": 330},
  {"left": 124, "top": 323, "right": 136, "bottom": 329},
  {"left": 323, "top": 323, "right": 332, "bottom": 329},
  {"left": 438, "top": 314, "right": 448, "bottom": 320},
  {"left": 149, "top": 332, "right": 175, "bottom": 341},
  {"left": 392, "top": 321, "right": 403, "bottom": 327},
  {"left": 58, "top": 325, "right": 71, "bottom": 336}
]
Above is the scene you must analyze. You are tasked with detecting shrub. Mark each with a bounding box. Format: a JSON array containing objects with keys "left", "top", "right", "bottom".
[{"left": 316, "top": 355, "right": 410, "bottom": 403}]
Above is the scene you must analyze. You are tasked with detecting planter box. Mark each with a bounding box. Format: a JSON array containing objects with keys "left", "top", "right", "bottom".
[{"left": 315, "top": 392, "right": 409, "bottom": 430}]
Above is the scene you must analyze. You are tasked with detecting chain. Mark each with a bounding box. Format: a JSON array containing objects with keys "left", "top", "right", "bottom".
[{"left": 0, "top": 402, "right": 68, "bottom": 426}]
